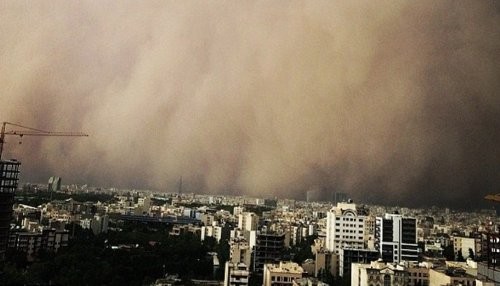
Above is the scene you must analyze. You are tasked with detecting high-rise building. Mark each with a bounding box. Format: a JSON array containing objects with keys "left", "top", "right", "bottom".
[
  {"left": 0, "top": 159, "right": 20, "bottom": 261},
  {"left": 375, "top": 213, "right": 418, "bottom": 263},
  {"left": 201, "top": 225, "right": 222, "bottom": 242},
  {"left": 229, "top": 237, "right": 252, "bottom": 266},
  {"left": 325, "top": 202, "right": 368, "bottom": 254},
  {"left": 90, "top": 214, "right": 109, "bottom": 235},
  {"left": 48, "top": 176, "right": 61, "bottom": 192},
  {"left": 238, "top": 212, "right": 259, "bottom": 232},
  {"left": 253, "top": 232, "right": 285, "bottom": 273}
]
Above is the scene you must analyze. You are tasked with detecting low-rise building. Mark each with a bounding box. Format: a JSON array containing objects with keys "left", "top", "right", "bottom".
[
  {"left": 263, "top": 261, "right": 304, "bottom": 286},
  {"left": 224, "top": 262, "right": 250, "bottom": 286}
]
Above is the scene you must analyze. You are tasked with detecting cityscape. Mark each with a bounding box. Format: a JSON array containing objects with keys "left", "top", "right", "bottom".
[
  {"left": 1, "top": 1, "right": 500, "bottom": 286},
  {"left": 1, "top": 164, "right": 500, "bottom": 285}
]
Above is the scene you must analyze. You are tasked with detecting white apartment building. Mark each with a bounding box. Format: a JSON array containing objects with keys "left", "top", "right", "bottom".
[
  {"left": 238, "top": 212, "right": 258, "bottom": 231},
  {"left": 201, "top": 225, "right": 222, "bottom": 242},
  {"left": 326, "top": 202, "right": 368, "bottom": 254}
]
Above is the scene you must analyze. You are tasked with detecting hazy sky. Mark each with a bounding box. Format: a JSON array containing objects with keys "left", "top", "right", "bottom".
[{"left": 1, "top": 1, "right": 499, "bottom": 207}]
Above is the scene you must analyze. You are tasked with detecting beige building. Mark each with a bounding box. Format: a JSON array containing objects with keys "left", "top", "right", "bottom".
[
  {"left": 224, "top": 262, "right": 249, "bottom": 286},
  {"left": 428, "top": 267, "right": 476, "bottom": 286},
  {"left": 406, "top": 264, "right": 430, "bottom": 286},
  {"left": 453, "top": 236, "right": 481, "bottom": 260},
  {"left": 238, "top": 212, "right": 259, "bottom": 231},
  {"left": 263, "top": 262, "right": 304, "bottom": 286},
  {"left": 229, "top": 238, "right": 252, "bottom": 267},
  {"left": 351, "top": 260, "right": 408, "bottom": 286},
  {"left": 314, "top": 250, "right": 337, "bottom": 277}
]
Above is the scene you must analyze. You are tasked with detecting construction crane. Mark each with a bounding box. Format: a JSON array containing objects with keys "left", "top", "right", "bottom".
[
  {"left": 485, "top": 194, "right": 500, "bottom": 203},
  {"left": 0, "top": 121, "right": 88, "bottom": 160}
]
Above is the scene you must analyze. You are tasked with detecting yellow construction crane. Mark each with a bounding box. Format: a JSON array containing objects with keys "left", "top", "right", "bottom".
[{"left": 0, "top": 121, "right": 88, "bottom": 160}]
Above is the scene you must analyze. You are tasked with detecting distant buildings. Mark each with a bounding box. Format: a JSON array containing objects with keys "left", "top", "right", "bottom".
[
  {"left": 90, "top": 214, "right": 109, "bottom": 235},
  {"left": 48, "top": 176, "right": 62, "bottom": 192},
  {"left": 8, "top": 229, "right": 69, "bottom": 261}
]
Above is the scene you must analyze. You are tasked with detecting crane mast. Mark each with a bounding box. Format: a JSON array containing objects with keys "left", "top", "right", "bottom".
[{"left": 0, "top": 121, "right": 88, "bottom": 160}]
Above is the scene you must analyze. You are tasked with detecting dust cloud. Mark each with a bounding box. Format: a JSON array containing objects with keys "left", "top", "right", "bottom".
[{"left": 1, "top": 1, "right": 499, "bottom": 207}]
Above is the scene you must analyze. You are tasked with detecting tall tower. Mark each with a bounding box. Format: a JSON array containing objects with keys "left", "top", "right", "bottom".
[
  {"left": 326, "top": 201, "right": 368, "bottom": 254},
  {"left": 375, "top": 213, "right": 418, "bottom": 263},
  {"left": 0, "top": 159, "right": 20, "bottom": 261}
]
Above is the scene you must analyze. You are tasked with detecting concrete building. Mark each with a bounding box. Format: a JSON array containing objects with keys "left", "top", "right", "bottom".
[
  {"left": 263, "top": 261, "right": 304, "bottom": 286},
  {"left": 325, "top": 202, "right": 368, "bottom": 254},
  {"left": 48, "top": 176, "right": 61, "bottom": 192},
  {"left": 91, "top": 214, "right": 109, "bottom": 235},
  {"left": 351, "top": 260, "right": 409, "bottom": 286},
  {"left": 238, "top": 212, "right": 258, "bottom": 232},
  {"left": 224, "top": 262, "right": 250, "bottom": 286},
  {"left": 229, "top": 237, "right": 252, "bottom": 266},
  {"left": 376, "top": 213, "right": 418, "bottom": 263},
  {"left": 0, "top": 160, "right": 20, "bottom": 261},
  {"left": 314, "top": 250, "right": 337, "bottom": 277},
  {"left": 201, "top": 225, "right": 222, "bottom": 243},
  {"left": 477, "top": 233, "right": 500, "bottom": 284},
  {"left": 8, "top": 229, "right": 69, "bottom": 261},
  {"left": 233, "top": 206, "right": 244, "bottom": 217},
  {"left": 339, "top": 247, "right": 379, "bottom": 277},
  {"left": 428, "top": 267, "right": 476, "bottom": 286},
  {"left": 253, "top": 232, "right": 286, "bottom": 273},
  {"left": 406, "top": 264, "right": 430, "bottom": 286},
  {"left": 453, "top": 236, "right": 481, "bottom": 260}
]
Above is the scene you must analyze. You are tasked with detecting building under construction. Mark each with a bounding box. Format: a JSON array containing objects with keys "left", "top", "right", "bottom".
[{"left": 0, "top": 159, "right": 20, "bottom": 261}]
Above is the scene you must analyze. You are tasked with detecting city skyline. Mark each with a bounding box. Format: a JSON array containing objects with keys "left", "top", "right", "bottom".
[{"left": 1, "top": 1, "right": 499, "bottom": 208}]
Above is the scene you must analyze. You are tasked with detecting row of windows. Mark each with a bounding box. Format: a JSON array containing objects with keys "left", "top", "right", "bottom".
[
  {"left": 335, "top": 223, "right": 364, "bottom": 228},
  {"left": 271, "top": 276, "right": 294, "bottom": 282},
  {"left": 335, "top": 235, "right": 363, "bottom": 240},
  {"left": 335, "top": 228, "right": 363, "bottom": 234},
  {"left": 335, "top": 217, "right": 364, "bottom": 222}
]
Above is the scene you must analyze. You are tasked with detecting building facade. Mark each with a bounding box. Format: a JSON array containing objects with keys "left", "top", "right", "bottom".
[
  {"left": 0, "top": 160, "right": 20, "bottom": 261},
  {"left": 224, "top": 262, "right": 250, "bottom": 286},
  {"left": 263, "top": 262, "right": 304, "bottom": 286},
  {"left": 325, "top": 202, "right": 368, "bottom": 254},
  {"left": 376, "top": 213, "right": 418, "bottom": 263},
  {"left": 253, "top": 232, "right": 285, "bottom": 273}
]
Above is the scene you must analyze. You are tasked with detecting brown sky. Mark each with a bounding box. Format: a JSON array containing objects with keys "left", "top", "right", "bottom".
[{"left": 1, "top": 1, "right": 499, "bottom": 207}]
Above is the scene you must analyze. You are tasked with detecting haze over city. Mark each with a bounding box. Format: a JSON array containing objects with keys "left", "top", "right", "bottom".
[{"left": 0, "top": 1, "right": 499, "bottom": 208}]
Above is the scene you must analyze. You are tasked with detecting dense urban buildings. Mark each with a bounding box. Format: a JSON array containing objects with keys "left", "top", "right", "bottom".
[{"left": 1, "top": 179, "right": 499, "bottom": 285}]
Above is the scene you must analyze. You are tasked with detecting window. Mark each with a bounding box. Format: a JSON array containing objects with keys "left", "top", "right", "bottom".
[{"left": 384, "top": 274, "right": 391, "bottom": 286}]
